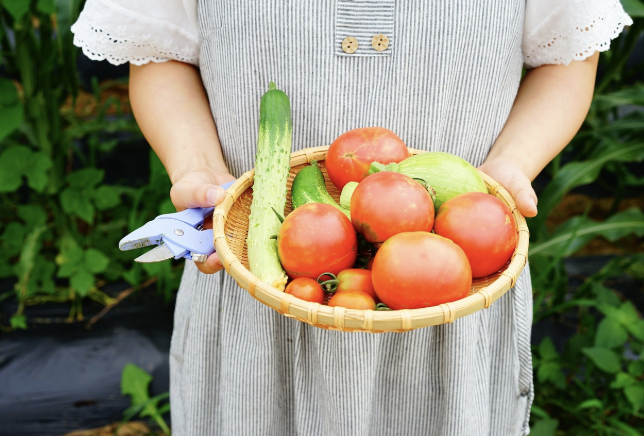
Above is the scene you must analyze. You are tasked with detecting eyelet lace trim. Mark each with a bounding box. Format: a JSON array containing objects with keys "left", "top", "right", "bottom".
[
  {"left": 71, "top": 0, "right": 199, "bottom": 66},
  {"left": 523, "top": 0, "right": 633, "bottom": 68}
]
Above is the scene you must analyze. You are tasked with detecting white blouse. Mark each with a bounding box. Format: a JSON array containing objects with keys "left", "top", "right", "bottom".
[{"left": 71, "top": 0, "right": 633, "bottom": 68}]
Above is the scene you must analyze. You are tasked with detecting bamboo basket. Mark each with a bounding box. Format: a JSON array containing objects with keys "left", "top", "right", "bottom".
[{"left": 213, "top": 146, "right": 529, "bottom": 333}]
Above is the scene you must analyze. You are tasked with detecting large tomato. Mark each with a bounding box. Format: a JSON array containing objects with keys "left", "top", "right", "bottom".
[
  {"left": 371, "top": 232, "right": 471, "bottom": 310},
  {"left": 277, "top": 203, "right": 358, "bottom": 279},
  {"left": 351, "top": 172, "right": 434, "bottom": 243},
  {"left": 434, "top": 192, "right": 517, "bottom": 278},
  {"left": 326, "top": 127, "right": 410, "bottom": 190}
]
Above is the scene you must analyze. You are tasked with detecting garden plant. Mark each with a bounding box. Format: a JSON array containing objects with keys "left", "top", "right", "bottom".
[{"left": 0, "top": 1, "right": 643, "bottom": 435}]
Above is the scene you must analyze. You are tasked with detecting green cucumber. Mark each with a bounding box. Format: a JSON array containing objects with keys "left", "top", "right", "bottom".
[
  {"left": 246, "top": 82, "right": 291, "bottom": 291},
  {"left": 291, "top": 160, "right": 351, "bottom": 219}
]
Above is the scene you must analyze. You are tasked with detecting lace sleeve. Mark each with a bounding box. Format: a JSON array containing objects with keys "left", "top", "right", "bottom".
[
  {"left": 71, "top": 0, "right": 199, "bottom": 66},
  {"left": 523, "top": 0, "right": 633, "bottom": 68}
]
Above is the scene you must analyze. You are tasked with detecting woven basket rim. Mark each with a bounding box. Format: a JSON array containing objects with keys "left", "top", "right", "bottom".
[{"left": 213, "top": 146, "right": 529, "bottom": 333}]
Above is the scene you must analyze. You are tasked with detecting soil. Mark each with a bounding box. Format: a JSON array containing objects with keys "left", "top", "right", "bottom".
[{"left": 63, "top": 422, "right": 165, "bottom": 436}]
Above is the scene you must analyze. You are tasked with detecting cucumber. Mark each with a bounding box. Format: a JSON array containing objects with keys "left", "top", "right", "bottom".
[
  {"left": 246, "top": 82, "right": 291, "bottom": 291},
  {"left": 291, "top": 160, "right": 351, "bottom": 219}
]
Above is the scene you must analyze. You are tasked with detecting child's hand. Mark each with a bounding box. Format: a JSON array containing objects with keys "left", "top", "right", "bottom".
[
  {"left": 478, "top": 158, "right": 538, "bottom": 218},
  {"left": 170, "top": 170, "right": 236, "bottom": 274}
]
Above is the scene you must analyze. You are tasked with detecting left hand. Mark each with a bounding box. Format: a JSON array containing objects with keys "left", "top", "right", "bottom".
[{"left": 478, "top": 157, "right": 538, "bottom": 218}]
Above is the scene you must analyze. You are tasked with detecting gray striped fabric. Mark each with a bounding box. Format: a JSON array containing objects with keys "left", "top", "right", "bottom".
[{"left": 170, "top": 1, "right": 534, "bottom": 435}]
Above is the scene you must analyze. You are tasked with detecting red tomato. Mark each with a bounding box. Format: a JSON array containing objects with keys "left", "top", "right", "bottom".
[
  {"left": 326, "top": 127, "right": 410, "bottom": 190},
  {"left": 351, "top": 172, "right": 434, "bottom": 243},
  {"left": 328, "top": 291, "right": 376, "bottom": 310},
  {"left": 329, "top": 269, "right": 377, "bottom": 300},
  {"left": 277, "top": 203, "right": 358, "bottom": 279},
  {"left": 434, "top": 192, "right": 517, "bottom": 278},
  {"left": 365, "top": 258, "right": 375, "bottom": 270},
  {"left": 371, "top": 232, "right": 472, "bottom": 310},
  {"left": 285, "top": 278, "right": 325, "bottom": 304}
]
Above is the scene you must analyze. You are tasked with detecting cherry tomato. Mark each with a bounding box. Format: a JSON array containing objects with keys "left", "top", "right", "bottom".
[
  {"left": 434, "top": 192, "right": 517, "bottom": 278},
  {"left": 285, "top": 278, "right": 325, "bottom": 304},
  {"left": 328, "top": 291, "right": 376, "bottom": 310},
  {"left": 326, "top": 127, "right": 410, "bottom": 190},
  {"left": 320, "top": 269, "right": 377, "bottom": 300},
  {"left": 351, "top": 172, "right": 434, "bottom": 243},
  {"left": 277, "top": 203, "right": 358, "bottom": 280},
  {"left": 372, "top": 232, "right": 472, "bottom": 310}
]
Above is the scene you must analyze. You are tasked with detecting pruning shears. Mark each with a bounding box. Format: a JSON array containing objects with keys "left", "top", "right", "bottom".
[{"left": 118, "top": 180, "right": 236, "bottom": 263}]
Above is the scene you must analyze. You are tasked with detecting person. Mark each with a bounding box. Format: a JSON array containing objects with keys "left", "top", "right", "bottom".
[{"left": 72, "top": 1, "right": 632, "bottom": 434}]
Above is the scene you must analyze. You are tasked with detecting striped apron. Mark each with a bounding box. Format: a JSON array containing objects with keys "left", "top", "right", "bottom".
[{"left": 170, "top": 1, "right": 534, "bottom": 434}]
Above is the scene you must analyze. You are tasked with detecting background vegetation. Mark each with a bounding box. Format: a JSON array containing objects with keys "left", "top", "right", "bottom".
[{"left": 0, "top": 1, "right": 643, "bottom": 435}]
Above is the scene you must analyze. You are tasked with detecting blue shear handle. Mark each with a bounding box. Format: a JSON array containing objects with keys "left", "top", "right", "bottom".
[{"left": 155, "top": 180, "right": 237, "bottom": 227}]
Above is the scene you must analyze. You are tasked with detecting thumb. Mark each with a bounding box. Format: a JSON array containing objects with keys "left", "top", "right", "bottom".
[
  {"left": 170, "top": 180, "right": 226, "bottom": 211},
  {"left": 512, "top": 185, "right": 538, "bottom": 218}
]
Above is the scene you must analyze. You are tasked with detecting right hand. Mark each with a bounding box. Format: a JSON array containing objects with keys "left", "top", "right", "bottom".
[{"left": 170, "top": 169, "right": 236, "bottom": 274}]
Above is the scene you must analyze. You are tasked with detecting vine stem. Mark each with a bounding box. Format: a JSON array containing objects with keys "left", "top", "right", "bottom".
[{"left": 85, "top": 277, "right": 158, "bottom": 328}]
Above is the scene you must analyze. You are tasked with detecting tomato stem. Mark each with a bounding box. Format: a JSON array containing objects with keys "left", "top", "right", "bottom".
[{"left": 317, "top": 272, "right": 338, "bottom": 293}]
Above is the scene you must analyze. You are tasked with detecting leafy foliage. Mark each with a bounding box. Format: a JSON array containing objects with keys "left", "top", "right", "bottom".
[
  {"left": 0, "top": 1, "right": 180, "bottom": 326},
  {"left": 528, "top": 7, "right": 644, "bottom": 433},
  {"left": 121, "top": 363, "right": 171, "bottom": 435}
]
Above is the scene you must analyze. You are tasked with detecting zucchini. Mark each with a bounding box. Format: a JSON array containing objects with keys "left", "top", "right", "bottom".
[
  {"left": 291, "top": 160, "right": 351, "bottom": 219},
  {"left": 246, "top": 82, "right": 291, "bottom": 291}
]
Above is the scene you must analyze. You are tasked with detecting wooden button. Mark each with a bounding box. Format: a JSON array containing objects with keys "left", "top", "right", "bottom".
[
  {"left": 342, "top": 36, "right": 358, "bottom": 54},
  {"left": 372, "top": 34, "right": 389, "bottom": 51}
]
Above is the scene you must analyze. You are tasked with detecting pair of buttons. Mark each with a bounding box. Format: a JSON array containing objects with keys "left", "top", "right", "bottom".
[{"left": 342, "top": 34, "right": 390, "bottom": 54}]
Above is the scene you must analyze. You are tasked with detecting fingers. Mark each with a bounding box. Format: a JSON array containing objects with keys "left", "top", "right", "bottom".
[
  {"left": 194, "top": 252, "right": 225, "bottom": 274},
  {"left": 170, "top": 180, "right": 226, "bottom": 211},
  {"left": 514, "top": 187, "right": 538, "bottom": 218}
]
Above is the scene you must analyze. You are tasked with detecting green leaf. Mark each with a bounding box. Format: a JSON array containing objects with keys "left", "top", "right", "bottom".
[
  {"left": 530, "top": 418, "right": 558, "bottom": 436},
  {"left": 57, "top": 263, "right": 75, "bottom": 278},
  {"left": 0, "top": 78, "right": 20, "bottom": 106},
  {"left": 71, "top": 269, "right": 94, "bottom": 296},
  {"left": 538, "top": 361, "right": 566, "bottom": 388},
  {"left": 592, "top": 84, "right": 644, "bottom": 110},
  {"left": 93, "top": 185, "right": 121, "bottom": 210},
  {"left": 36, "top": 0, "right": 56, "bottom": 14},
  {"left": 0, "top": 146, "right": 30, "bottom": 192},
  {"left": 628, "top": 360, "right": 644, "bottom": 377},
  {"left": 121, "top": 363, "right": 158, "bottom": 420},
  {"left": 539, "top": 337, "right": 559, "bottom": 361},
  {"left": 17, "top": 205, "right": 47, "bottom": 228},
  {"left": 530, "top": 208, "right": 644, "bottom": 257},
  {"left": 621, "top": 0, "right": 644, "bottom": 17},
  {"left": 84, "top": 248, "right": 109, "bottom": 274},
  {"left": 0, "top": 103, "right": 23, "bottom": 142},
  {"left": 67, "top": 168, "right": 104, "bottom": 189},
  {"left": 595, "top": 318, "right": 628, "bottom": 349},
  {"left": 626, "top": 319, "right": 644, "bottom": 342},
  {"left": 0, "top": 0, "right": 30, "bottom": 21},
  {"left": 576, "top": 399, "right": 603, "bottom": 410},
  {"left": 529, "top": 140, "right": 644, "bottom": 231},
  {"left": 591, "top": 282, "right": 621, "bottom": 307},
  {"left": 0, "top": 222, "right": 27, "bottom": 257},
  {"left": 10, "top": 314, "right": 27, "bottom": 330},
  {"left": 60, "top": 188, "right": 95, "bottom": 223},
  {"left": 624, "top": 385, "right": 644, "bottom": 413},
  {"left": 24, "top": 152, "right": 53, "bottom": 192},
  {"left": 610, "top": 372, "right": 636, "bottom": 389},
  {"left": 582, "top": 347, "right": 622, "bottom": 374}
]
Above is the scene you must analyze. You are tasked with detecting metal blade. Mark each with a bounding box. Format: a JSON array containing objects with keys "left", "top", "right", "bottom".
[{"left": 135, "top": 245, "right": 175, "bottom": 263}]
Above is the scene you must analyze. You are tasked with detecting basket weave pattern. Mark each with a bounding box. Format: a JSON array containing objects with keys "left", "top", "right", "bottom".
[{"left": 213, "top": 146, "right": 529, "bottom": 333}]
